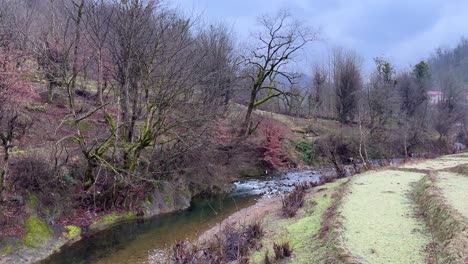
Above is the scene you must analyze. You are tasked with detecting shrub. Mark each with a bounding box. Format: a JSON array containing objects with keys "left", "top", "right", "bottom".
[
  {"left": 221, "top": 222, "right": 263, "bottom": 261},
  {"left": 172, "top": 241, "right": 197, "bottom": 264},
  {"left": 294, "top": 141, "right": 315, "bottom": 163},
  {"left": 223, "top": 226, "right": 249, "bottom": 261},
  {"left": 171, "top": 222, "right": 263, "bottom": 263},
  {"left": 264, "top": 251, "right": 272, "bottom": 264},
  {"left": 10, "top": 155, "right": 56, "bottom": 193},
  {"left": 260, "top": 120, "right": 289, "bottom": 170},
  {"left": 273, "top": 242, "right": 292, "bottom": 260},
  {"left": 281, "top": 185, "right": 307, "bottom": 218}
]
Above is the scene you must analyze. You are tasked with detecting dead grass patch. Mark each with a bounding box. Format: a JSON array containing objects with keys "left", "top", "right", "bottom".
[
  {"left": 171, "top": 222, "right": 264, "bottom": 264},
  {"left": 281, "top": 185, "right": 307, "bottom": 218},
  {"left": 412, "top": 174, "right": 468, "bottom": 263},
  {"left": 273, "top": 242, "right": 292, "bottom": 260},
  {"left": 318, "top": 179, "right": 359, "bottom": 264},
  {"left": 447, "top": 164, "right": 468, "bottom": 176}
]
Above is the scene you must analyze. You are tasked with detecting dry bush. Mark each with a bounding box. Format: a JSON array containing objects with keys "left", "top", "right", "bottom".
[
  {"left": 315, "top": 132, "right": 359, "bottom": 178},
  {"left": 273, "top": 242, "right": 292, "bottom": 260},
  {"left": 170, "top": 222, "right": 263, "bottom": 264},
  {"left": 264, "top": 251, "right": 272, "bottom": 264},
  {"left": 171, "top": 240, "right": 224, "bottom": 264},
  {"left": 172, "top": 241, "right": 198, "bottom": 264},
  {"left": 281, "top": 185, "right": 307, "bottom": 218},
  {"left": 10, "top": 154, "right": 57, "bottom": 193},
  {"left": 223, "top": 222, "right": 263, "bottom": 261}
]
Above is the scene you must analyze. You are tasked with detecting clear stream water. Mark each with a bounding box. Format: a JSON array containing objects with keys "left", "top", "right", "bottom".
[{"left": 41, "top": 170, "right": 322, "bottom": 264}]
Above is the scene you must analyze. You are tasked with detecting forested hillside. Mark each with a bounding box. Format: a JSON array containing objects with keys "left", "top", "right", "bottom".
[
  {"left": 429, "top": 38, "right": 468, "bottom": 85},
  {"left": 0, "top": 1, "right": 467, "bottom": 263}
]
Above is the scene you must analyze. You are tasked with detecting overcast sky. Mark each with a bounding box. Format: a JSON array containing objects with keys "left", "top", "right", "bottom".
[{"left": 172, "top": 0, "right": 468, "bottom": 74}]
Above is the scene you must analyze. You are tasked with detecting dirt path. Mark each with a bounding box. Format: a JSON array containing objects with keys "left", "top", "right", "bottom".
[{"left": 339, "top": 170, "right": 430, "bottom": 263}]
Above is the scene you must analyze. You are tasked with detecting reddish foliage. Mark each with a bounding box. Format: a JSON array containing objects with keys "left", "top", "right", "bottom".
[
  {"left": 1, "top": 224, "right": 26, "bottom": 237},
  {"left": 260, "top": 120, "right": 289, "bottom": 170},
  {"left": 0, "top": 48, "right": 38, "bottom": 104},
  {"left": 0, "top": 203, "right": 26, "bottom": 237},
  {"left": 212, "top": 119, "right": 234, "bottom": 146}
]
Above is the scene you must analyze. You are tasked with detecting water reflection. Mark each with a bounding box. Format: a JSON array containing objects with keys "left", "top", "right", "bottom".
[{"left": 42, "top": 195, "right": 258, "bottom": 264}]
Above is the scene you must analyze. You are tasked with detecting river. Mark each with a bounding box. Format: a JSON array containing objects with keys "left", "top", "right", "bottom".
[{"left": 41, "top": 170, "right": 322, "bottom": 264}]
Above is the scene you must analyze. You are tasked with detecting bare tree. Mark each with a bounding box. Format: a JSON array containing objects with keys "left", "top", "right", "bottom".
[
  {"left": 194, "top": 23, "right": 238, "bottom": 108},
  {"left": 84, "top": 0, "right": 114, "bottom": 104},
  {"left": 432, "top": 71, "right": 465, "bottom": 140},
  {"left": 333, "top": 49, "right": 362, "bottom": 124},
  {"left": 309, "top": 64, "right": 327, "bottom": 116},
  {"left": 108, "top": 0, "right": 156, "bottom": 143},
  {"left": 68, "top": 0, "right": 86, "bottom": 112},
  {"left": 368, "top": 57, "right": 399, "bottom": 132},
  {"left": 0, "top": 107, "right": 32, "bottom": 197},
  {"left": 33, "top": 0, "right": 84, "bottom": 107},
  {"left": 395, "top": 65, "right": 431, "bottom": 158},
  {"left": 240, "top": 11, "right": 318, "bottom": 136}
]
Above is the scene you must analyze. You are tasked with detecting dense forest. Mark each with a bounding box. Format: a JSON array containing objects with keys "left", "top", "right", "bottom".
[{"left": 0, "top": 1, "right": 467, "bottom": 262}]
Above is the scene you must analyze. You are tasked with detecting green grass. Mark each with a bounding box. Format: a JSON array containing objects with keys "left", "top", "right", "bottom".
[
  {"left": 340, "top": 170, "right": 429, "bottom": 263},
  {"left": 435, "top": 172, "right": 468, "bottom": 218},
  {"left": 401, "top": 158, "right": 468, "bottom": 171},
  {"left": 249, "top": 179, "right": 347, "bottom": 264}
]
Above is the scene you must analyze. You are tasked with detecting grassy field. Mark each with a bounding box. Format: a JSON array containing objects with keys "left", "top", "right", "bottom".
[
  {"left": 435, "top": 172, "right": 468, "bottom": 218},
  {"left": 339, "top": 170, "right": 429, "bottom": 263},
  {"left": 242, "top": 154, "right": 468, "bottom": 263},
  {"left": 230, "top": 103, "right": 341, "bottom": 137},
  {"left": 248, "top": 179, "right": 348, "bottom": 264},
  {"left": 401, "top": 157, "right": 468, "bottom": 171}
]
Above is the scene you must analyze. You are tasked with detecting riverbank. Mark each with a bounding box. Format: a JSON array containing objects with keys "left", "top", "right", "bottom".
[
  {"left": 0, "top": 153, "right": 459, "bottom": 264},
  {"left": 0, "top": 184, "right": 193, "bottom": 264},
  {"left": 3, "top": 167, "right": 326, "bottom": 264},
  {"left": 198, "top": 195, "right": 282, "bottom": 244},
  {"left": 186, "top": 154, "right": 468, "bottom": 264}
]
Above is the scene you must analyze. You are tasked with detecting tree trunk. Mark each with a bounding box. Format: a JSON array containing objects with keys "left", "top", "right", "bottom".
[
  {"left": 69, "top": 0, "right": 85, "bottom": 113},
  {"left": 47, "top": 82, "right": 55, "bottom": 102},
  {"left": 1, "top": 146, "right": 10, "bottom": 199},
  {"left": 84, "top": 158, "right": 96, "bottom": 190},
  {"left": 97, "top": 51, "right": 103, "bottom": 105},
  {"left": 403, "top": 127, "right": 409, "bottom": 159},
  {"left": 0, "top": 169, "right": 4, "bottom": 199},
  {"left": 241, "top": 101, "right": 254, "bottom": 136}
]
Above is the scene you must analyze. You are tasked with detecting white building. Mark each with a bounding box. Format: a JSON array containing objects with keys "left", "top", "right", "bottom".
[
  {"left": 427, "top": 91, "right": 468, "bottom": 104},
  {"left": 427, "top": 91, "right": 442, "bottom": 104}
]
